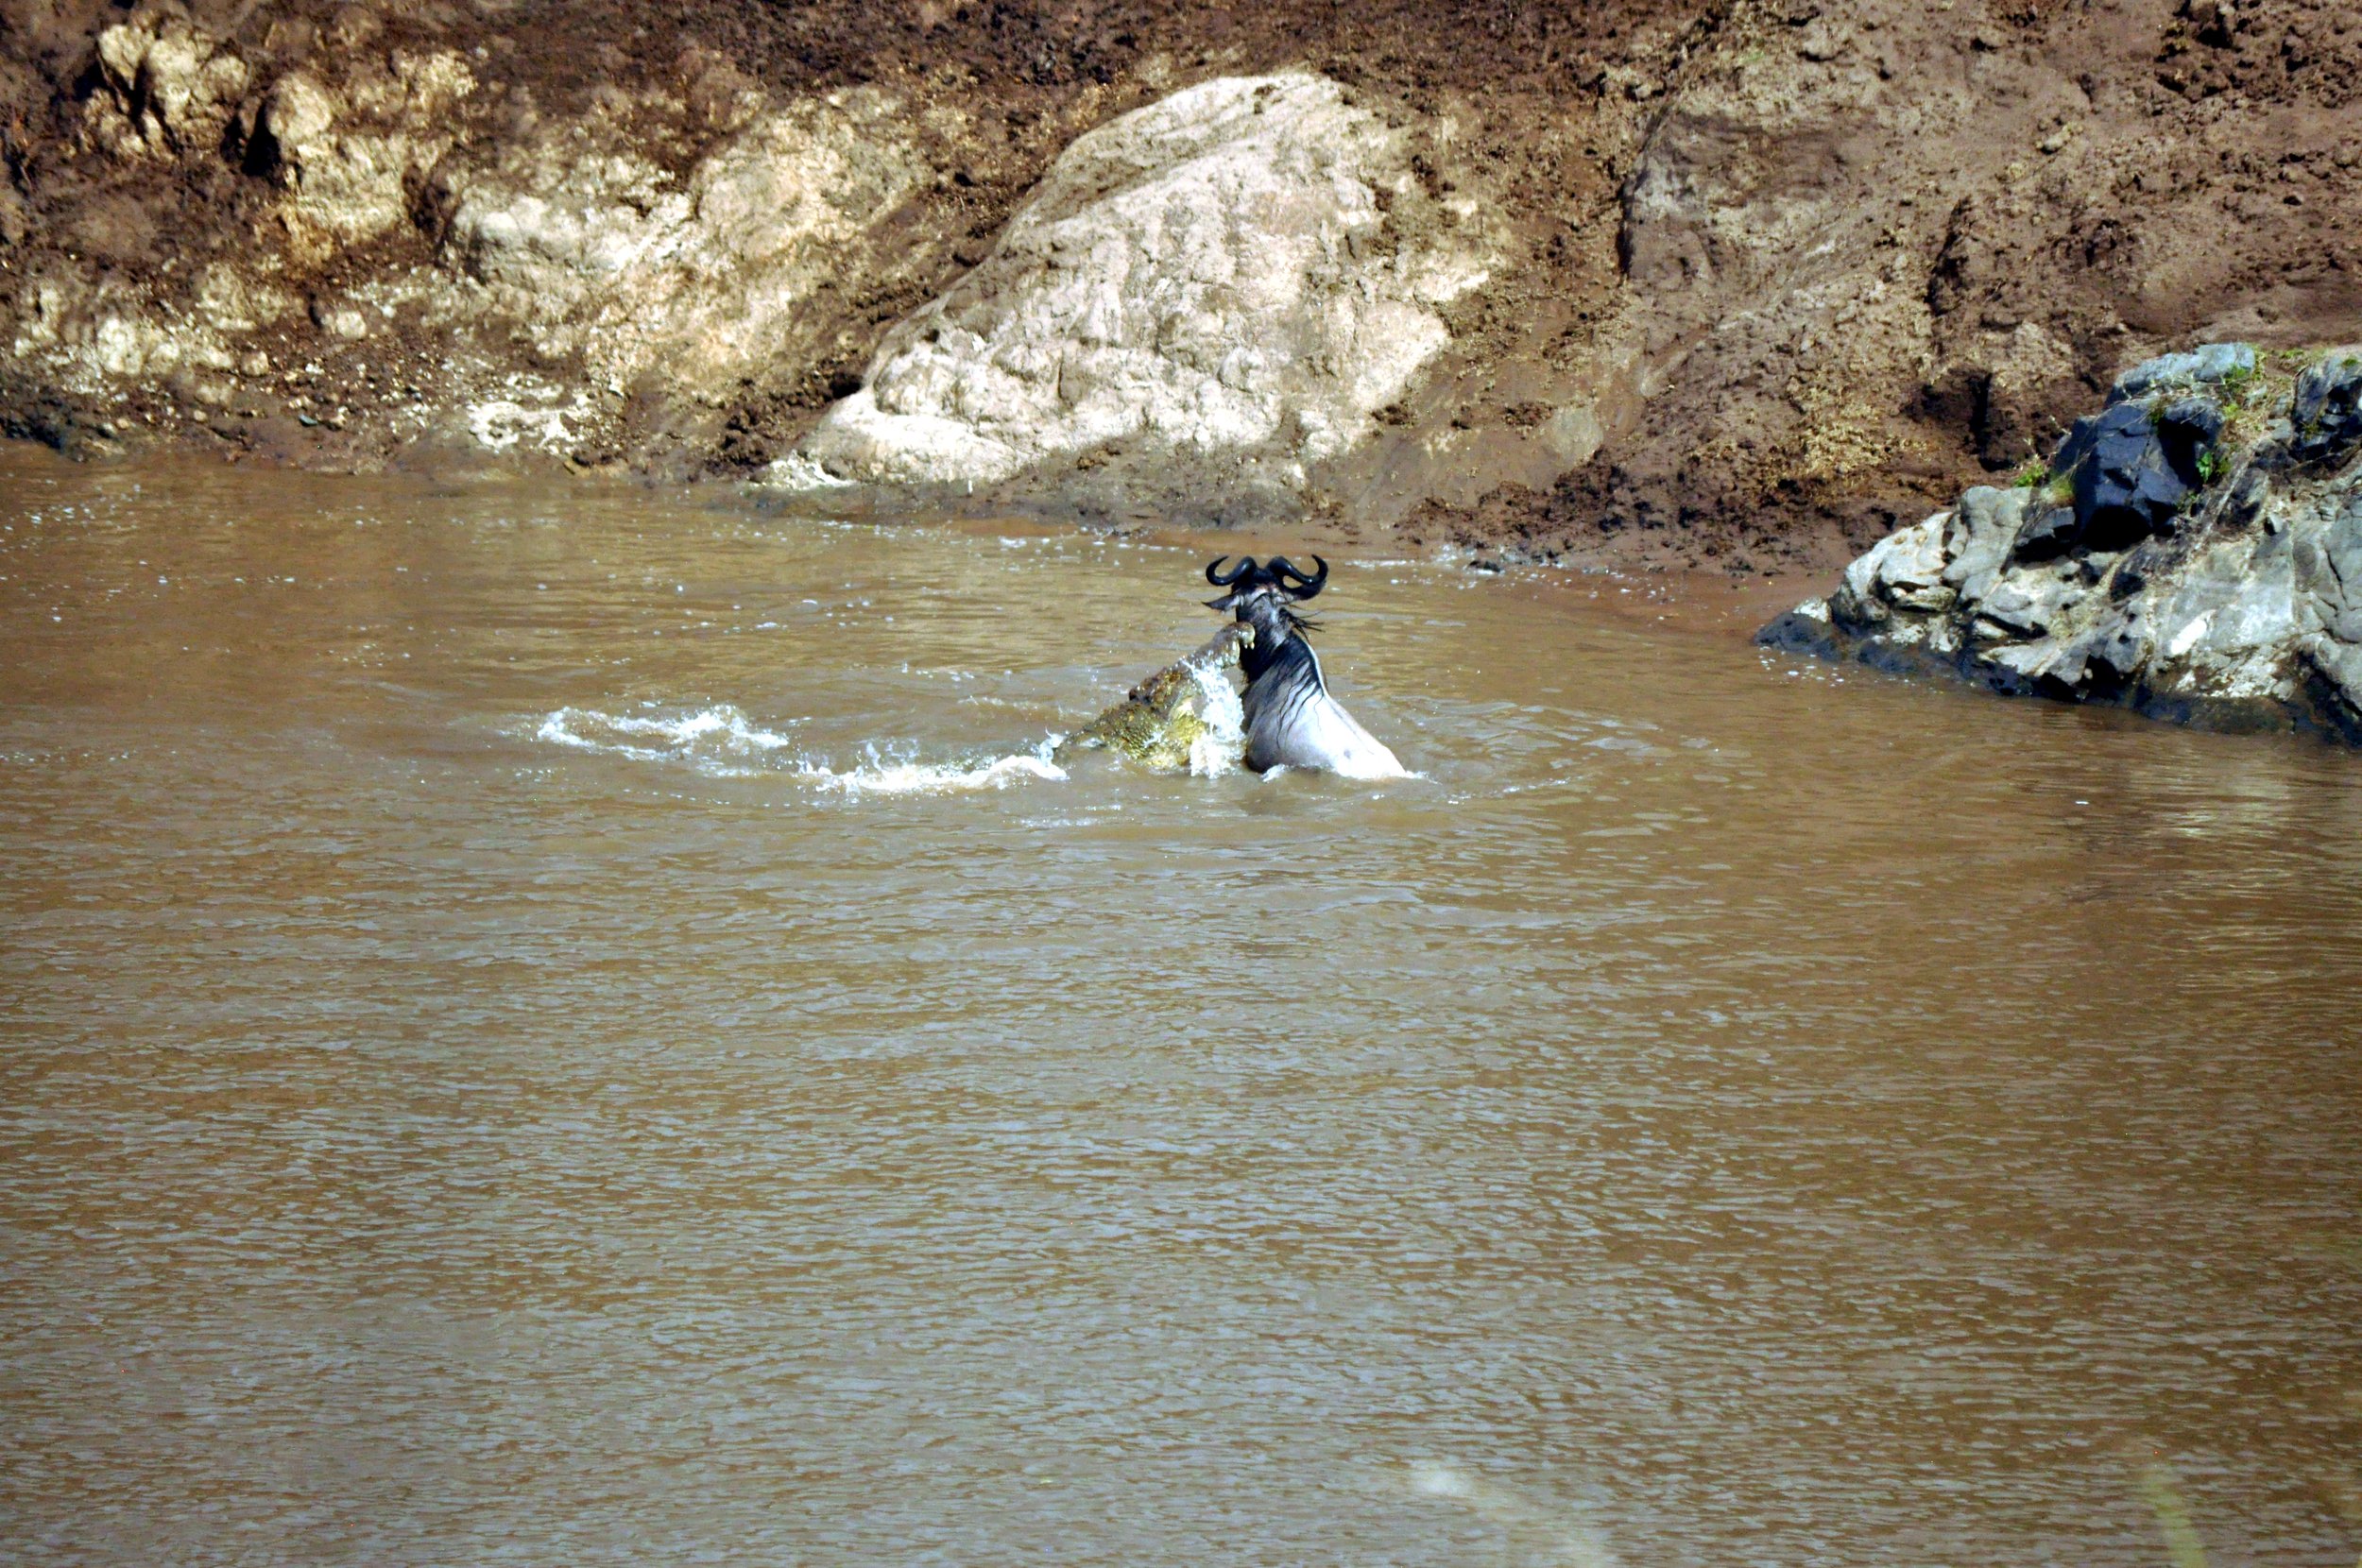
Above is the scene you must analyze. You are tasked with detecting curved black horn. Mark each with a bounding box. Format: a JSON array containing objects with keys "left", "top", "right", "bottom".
[
  {"left": 1205, "top": 555, "right": 1257, "bottom": 588},
  {"left": 1270, "top": 554, "right": 1328, "bottom": 598}
]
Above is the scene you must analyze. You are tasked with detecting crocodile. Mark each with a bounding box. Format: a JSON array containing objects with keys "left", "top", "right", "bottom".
[{"left": 1054, "top": 622, "right": 1254, "bottom": 775}]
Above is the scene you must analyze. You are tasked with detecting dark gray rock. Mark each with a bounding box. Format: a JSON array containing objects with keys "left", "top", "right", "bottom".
[
  {"left": 1942, "top": 486, "right": 2025, "bottom": 598},
  {"left": 2053, "top": 401, "right": 2192, "bottom": 553},
  {"left": 1754, "top": 605, "right": 1841, "bottom": 660},
  {"left": 2221, "top": 464, "right": 2272, "bottom": 530},
  {"left": 2319, "top": 491, "right": 2362, "bottom": 641},
  {"left": 1828, "top": 576, "right": 1884, "bottom": 633},
  {"left": 2291, "top": 348, "right": 2362, "bottom": 466},
  {"left": 2159, "top": 394, "right": 2225, "bottom": 452},
  {"left": 1978, "top": 565, "right": 2083, "bottom": 637},
  {"left": 2077, "top": 601, "right": 2149, "bottom": 684},
  {"left": 2151, "top": 395, "right": 2229, "bottom": 512},
  {"left": 2299, "top": 639, "right": 2362, "bottom": 742}
]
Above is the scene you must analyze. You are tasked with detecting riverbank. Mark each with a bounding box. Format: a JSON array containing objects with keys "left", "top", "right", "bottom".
[{"left": 3, "top": 0, "right": 2355, "bottom": 573}]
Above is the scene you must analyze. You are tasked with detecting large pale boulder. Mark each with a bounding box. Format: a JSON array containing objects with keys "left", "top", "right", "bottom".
[{"left": 779, "top": 72, "right": 1496, "bottom": 520}]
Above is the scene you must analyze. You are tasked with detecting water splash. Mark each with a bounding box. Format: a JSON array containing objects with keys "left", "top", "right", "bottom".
[
  {"left": 1184, "top": 658, "right": 1246, "bottom": 777},
  {"left": 809, "top": 744, "right": 1067, "bottom": 796},
  {"left": 533, "top": 705, "right": 1067, "bottom": 795},
  {"left": 536, "top": 705, "right": 800, "bottom": 765}
]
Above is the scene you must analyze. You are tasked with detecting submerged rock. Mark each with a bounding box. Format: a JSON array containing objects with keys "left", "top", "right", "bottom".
[
  {"left": 1056, "top": 623, "right": 1254, "bottom": 775},
  {"left": 1760, "top": 344, "right": 2362, "bottom": 742}
]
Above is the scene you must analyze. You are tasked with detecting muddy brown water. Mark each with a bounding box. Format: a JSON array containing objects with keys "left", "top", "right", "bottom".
[{"left": 3, "top": 450, "right": 2359, "bottom": 1567}]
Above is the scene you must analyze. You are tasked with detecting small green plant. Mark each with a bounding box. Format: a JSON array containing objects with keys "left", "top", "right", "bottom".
[
  {"left": 2196, "top": 446, "right": 2226, "bottom": 486},
  {"left": 2011, "top": 457, "right": 2051, "bottom": 489}
]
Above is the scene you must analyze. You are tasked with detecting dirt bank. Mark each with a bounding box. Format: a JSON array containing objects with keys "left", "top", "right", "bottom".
[{"left": 2, "top": 0, "right": 2356, "bottom": 576}]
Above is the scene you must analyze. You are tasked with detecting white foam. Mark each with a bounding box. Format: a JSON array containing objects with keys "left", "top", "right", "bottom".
[
  {"left": 536, "top": 704, "right": 800, "bottom": 763},
  {"left": 1184, "top": 660, "right": 1247, "bottom": 777},
  {"left": 531, "top": 706, "right": 1068, "bottom": 796},
  {"left": 810, "top": 745, "right": 1068, "bottom": 796}
]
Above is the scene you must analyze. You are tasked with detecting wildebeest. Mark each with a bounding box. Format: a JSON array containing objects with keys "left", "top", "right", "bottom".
[{"left": 1204, "top": 554, "right": 1406, "bottom": 778}]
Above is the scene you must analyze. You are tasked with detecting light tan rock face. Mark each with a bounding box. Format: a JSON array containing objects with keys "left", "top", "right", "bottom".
[
  {"left": 429, "top": 88, "right": 935, "bottom": 400},
  {"left": 84, "top": 14, "right": 251, "bottom": 159},
  {"left": 82, "top": 13, "right": 475, "bottom": 255},
  {"left": 17, "top": 14, "right": 473, "bottom": 408},
  {"left": 781, "top": 73, "right": 1498, "bottom": 522},
  {"left": 6, "top": 9, "right": 956, "bottom": 469},
  {"left": 265, "top": 52, "right": 477, "bottom": 260}
]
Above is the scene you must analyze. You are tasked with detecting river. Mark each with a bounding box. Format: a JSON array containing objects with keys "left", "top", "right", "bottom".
[{"left": 4, "top": 449, "right": 2358, "bottom": 1566}]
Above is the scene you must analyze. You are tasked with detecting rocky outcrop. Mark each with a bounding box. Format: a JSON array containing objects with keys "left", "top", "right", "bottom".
[
  {"left": 778, "top": 72, "right": 1498, "bottom": 526},
  {"left": 1760, "top": 344, "right": 2362, "bottom": 741},
  {"left": 1399, "top": 0, "right": 2362, "bottom": 572}
]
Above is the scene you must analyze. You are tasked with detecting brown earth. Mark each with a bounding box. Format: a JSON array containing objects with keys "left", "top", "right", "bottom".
[{"left": 1, "top": 0, "right": 2356, "bottom": 577}]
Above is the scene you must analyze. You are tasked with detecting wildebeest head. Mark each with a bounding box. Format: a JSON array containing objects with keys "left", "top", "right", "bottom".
[{"left": 1202, "top": 554, "right": 1327, "bottom": 613}]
